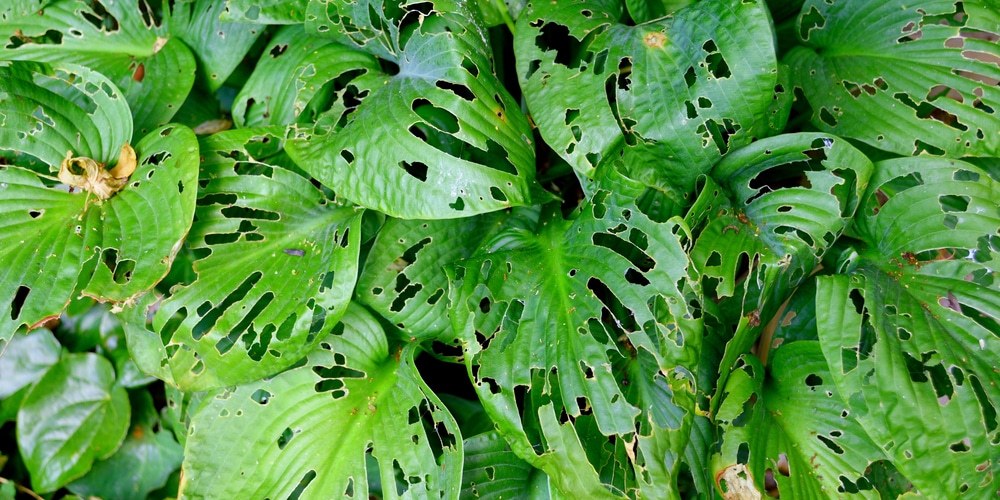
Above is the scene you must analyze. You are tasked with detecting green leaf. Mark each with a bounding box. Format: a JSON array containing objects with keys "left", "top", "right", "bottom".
[
  {"left": 169, "top": 0, "right": 266, "bottom": 92},
  {"left": 180, "top": 304, "right": 463, "bottom": 499},
  {"left": 785, "top": 0, "right": 1000, "bottom": 157},
  {"left": 816, "top": 157, "right": 1000, "bottom": 496},
  {"left": 356, "top": 212, "right": 509, "bottom": 342},
  {"left": 16, "top": 353, "right": 130, "bottom": 493},
  {"left": 514, "top": 0, "right": 785, "bottom": 203},
  {"left": 0, "top": 0, "right": 196, "bottom": 140},
  {"left": 0, "top": 65, "right": 199, "bottom": 345},
  {"left": 221, "top": 0, "right": 307, "bottom": 24},
  {"left": 121, "top": 128, "right": 363, "bottom": 391},
  {"left": 0, "top": 328, "right": 60, "bottom": 399},
  {"left": 689, "top": 133, "right": 872, "bottom": 404},
  {"left": 449, "top": 169, "right": 701, "bottom": 497},
  {"left": 231, "top": 25, "right": 381, "bottom": 128},
  {"left": 461, "top": 430, "right": 551, "bottom": 499},
  {"left": 67, "top": 390, "right": 184, "bottom": 500},
  {"left": 286, "top": 0, "right": 543, "bottom": 219}
]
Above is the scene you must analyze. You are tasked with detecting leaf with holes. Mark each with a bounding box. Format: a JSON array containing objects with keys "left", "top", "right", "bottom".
[
  {"left": 688, "top": 133, "right": 872, "bottom": 404},
  {"left": 285, "top": 0, "right": 543, "bottom": 219},
  {"left": 816, "top": 156, "right": 1000, "bottom": 496},
  {"left": 356, "top": 211, "right": 511, "bottom": 342},
  {"left": 169, "top": 0, "right": 265, "bottom": 93},
  {"left": 180, "top": 304, "right": 462, "bottom": 499},
  {"left": 460, "top": 430, "right": 551, "bottom": 498},
  {"left": 231, "top": 24, "right": 381, "bottom": 128},
  {"left": 785, "top": 0, "right": 1000, "bottom": 157},
  {"left": 0, "top": 0, "right": 196, "bottom": 139},
  {"left": 17, "top": 352, "right": 131, "bottom": 493},
  {"left": 514, "top": 0, "right": 787, "bottom": 204},
  {"left": 220, "top": 0, "right": 307, "bottom": 24},
  {"left": 711, "top": 344, "right": 889, "bottom": 499},
  {"left": 0, "top": 64, "right": 198, "bottom": 349},
  {"left": 121, "top": 128, "right": 363, "bottom": 391},
  {"left": 448, "top": 168, "right": 702, "bottom": 497}
]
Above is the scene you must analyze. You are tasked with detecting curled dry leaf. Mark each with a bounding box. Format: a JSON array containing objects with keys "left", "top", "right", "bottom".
[{"left": 57, "top": 144, "right": 137, "bottom": 200}]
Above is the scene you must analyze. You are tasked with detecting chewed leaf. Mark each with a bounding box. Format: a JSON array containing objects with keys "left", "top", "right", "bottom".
[
  {"left": 285, "top": 0, "right": 543, "bottom": 219},
  {"left": 169, "top": 0, "right": 265, "bottom": 92},
  {"left": 817, "top": 157, "right": 1000, "bottom": 496},
  {"left": 449, "top": 169, "right": 701, "bottom": 497},
  {"left": 122, "top": 128, "right": 363, "bottom": 391},
  {"left": 0, "top": 0, "right": 196, "bottom": 139},
  {"left": 181, "top": 305, "right": 462, "bottom": 499},
  {"left": 515, "top": 0, "right": 786, "bottom": 204},
  {"left": 58, "top": 144, "right": 136, "bottom": 200},
  {"left": 786, "top": 0, "right": 1000, "bottom": 157}
]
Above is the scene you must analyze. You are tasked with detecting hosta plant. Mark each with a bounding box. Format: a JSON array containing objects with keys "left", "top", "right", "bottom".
[{"left": 1, "top": 0, "right": 999, "bottom": 498}]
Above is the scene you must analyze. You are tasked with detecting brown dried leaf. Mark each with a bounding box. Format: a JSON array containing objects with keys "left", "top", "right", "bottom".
[{"left": 58, "top": 144, "right": 136, "bottom": 201}]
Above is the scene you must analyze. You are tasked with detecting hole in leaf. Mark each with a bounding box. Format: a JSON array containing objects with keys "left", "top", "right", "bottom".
[
  {"left": 250, "top": 389, "right": 272, "bottom": 405},
  {"left": 277, "top": 427, "right": 295, "bottom": 449},
  {"left": 192, "top": 272, "right": 262, "bottom": 340},
  {"left": 399, "top": 161, "right": 428, "bottom": 182},
  {"left": 435, "top": 80, "right": 474, "bottom": 101},
  {"left": 288, "top": 470, "right": 317, "bottom": 500}
]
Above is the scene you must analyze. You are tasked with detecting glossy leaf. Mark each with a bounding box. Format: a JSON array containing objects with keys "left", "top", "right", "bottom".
[
  {"left": 122, "top": 128, "right": 363, "bottom": 391},
  {"left": 817, "top": 156, "right": 1000, "bottom": 496},
  {"left": 785, "top": 0, "right": 1000, "bottom": 157},
  {"left": 0, "top": 64, "right": 198, "bottom": 348},
  {"left": 514, "top": 0, "right": 786, "bottom": 203},
  {"left": 67, "top": 390, "right": 184, "bottom": 500},
  {"left": 461, "top": 430, "right": 550, "bottom": 499},
  {"left": 17, "top": 353, "right": 130, "bottom": 493},
  {"left": 449, "top": 169, "right": 701, "bottom": 497},
  {"left": 221, "top": 0, "right": 307, "bottom": 24},
  {"left": 286, "top": 0, "right": 543, "bottom": 219},
  {"left": 170, "top": 0, "right": 266, "bottom": 92},
  {"left": 0, "top": 0, "right": 196, "bottom": 139},
  {"left": 180, "top": 305, "right": 462, "bottom": 499},
  {"left": 0, "top": 328, "right": 60, "bottom": 399}
]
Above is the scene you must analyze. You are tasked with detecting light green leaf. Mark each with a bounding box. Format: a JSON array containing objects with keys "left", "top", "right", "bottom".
[
  {"left": 0, "top": 0, "right": 196, "bottom": 140},
  {"left": 449, "top": 169, "right": 701, "bottom": 497},
  {"left": 514, "top": 0, "right": 785, "bottom": 203},
  {"left": 461, "top": 430, "right": 550, "bottom": 499},
  {"left": 286, "top": 0, "right": 543, "bottom": 219},
  {"left": 169, "top": 0, "right": 266, "bottom": 92},
  {"left": 231, "top": 25, "right": 381, "bottom": 128},
  {"left": 180, "top": 305, "right": 462, "bottom": 499},
  {"left": 221, "top": 0, "right": 307, "bottom": 24},
  {"left": 0, "top": 328, "right": 60, "bottom": 399},
  {"left": 17, "top": 353, "right": 130, "bottom": 493},
  {"left": 122, "top": 128, "right": 362, "bottom": 391},
  {"left": 785, "top": 0, "right": 1000, "bottom": 157},
  {"left": 67, "top": 390, "right": 184, "bottom": 500},
  {"left": 356, "top": 212, "right": 510, "bottom": 342},
  {"left": 0, "top": 65, "right": 198, "bottom": 348},
  {"left": 816, "top": 157, "right": 1000, "bottom": 496}
]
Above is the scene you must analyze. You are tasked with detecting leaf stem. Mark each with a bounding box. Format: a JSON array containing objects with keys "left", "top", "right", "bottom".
[
  {"left": 492, "top": 0, "right": 516, "bottom": 34},
  {"left": 0, "top": 477, "right": 45, "bottom": 500}
]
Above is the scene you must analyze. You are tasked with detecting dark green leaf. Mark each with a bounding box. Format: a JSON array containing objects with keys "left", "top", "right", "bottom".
[
  {"left": 180, "top": 304, "right": 462, "bottom": 499},
  {"left": 462, "top": 430, "right": 550, "bottom": 499},
  {"left": 17, "top": 353, "right": 130, "bottom": 493},
  {"left": 785, "top": 0, "right": 1000, "bottom": 157},
  {"left": 170, "top": 0, "right": 266, "bottom": 92}
]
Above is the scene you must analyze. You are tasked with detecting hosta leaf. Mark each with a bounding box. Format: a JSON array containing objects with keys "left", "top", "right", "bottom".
[
  {"left": 713, "top": 343, "right": 890, "bottom": 499},
  {"left": 286, "top": 0, "right": 542, "bottom": 219},
  {"left": 231, "top": 25, "right": 381, "bottom": 128},
  {"left": 461, "top": 430, "right": 549, "bottom": 499},
  {"left": 785, "top": 0, "right": 1000, "bottom": 157},
  {"left": 0, "top": 65, "right": 198, "bottom": 347},
  {"left": 689, "top": 133, "right": 872, "bottom": 402},
  {"left": 221, "top": 0, "right": 307, "bottom": 24},
  {"left": 449, "top": 169, "right": 701, "bottom": 497},
  {"left": 169, "top": 0, "right": 265, "bottom": 92},
  {"left": 17, "top": 353, "right": 130, "bottom": 493},
  {"left": 0, "top": 0, "right": 196, "bottom": 140},
  {"left": 67, "top": 390, "right": 184, "bottom": 500},
  {"left": 816, "top": 157, "right": 1000, "bottom": 496},
  {"left": 181, "top": 305, "right": 462, "bottom": 499},
  {"left": 356, "top": 212, "right": 509, "bottom": 342},
  {"left": 0, "top": 328, "right": 60, "bottom": 399},
  {"left": 514, "top": 0, "right": 786, "bottom": 203},
  {"left": 122, "top": 128, "right": 362, "bottom": 391}
]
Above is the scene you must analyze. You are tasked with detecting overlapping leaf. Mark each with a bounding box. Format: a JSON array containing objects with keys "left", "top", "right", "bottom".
[
  {"left": 785, "top": 0, "right": 1000, "bottom": 157},
  {"left": 170, "top": 0, "right": 266, "bottom": 92},
  {"left": 122, "top": 128, "right": 363, "bottom": 391},
  {"left": 181, "top": 305, "right": 462, "bottom": 499},
  {"left": 285, "top": 0, "right": 543, "bottom": 218},
  {"left": 816, "top": 156, "right": 1000, "bottom": 496},
  {"left": 17, "top": 353, "right": 130, "bottom": 493},
  {"left": 449, "top": 169, "right": 701, "bottom": 497},
  {"left": 0, "top": 0, "right": 196, "bottom": 139},
  {"left": 514, "top": 0, "right": 787, "bottom": 203},
  {"left": 712, "top": 343, "right": 889, "bottom": 499},
  {"left": 0, "top": 62, "right": 198, "bottom": 350}
]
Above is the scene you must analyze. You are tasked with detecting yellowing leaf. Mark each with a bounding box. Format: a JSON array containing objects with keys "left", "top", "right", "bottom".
[{"left": 57, "top": 144, "right": 136, "bottom": 201}]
